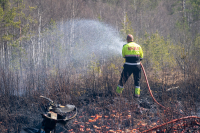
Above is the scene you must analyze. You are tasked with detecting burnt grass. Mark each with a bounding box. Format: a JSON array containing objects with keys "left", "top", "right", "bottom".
[
  {"left": 1, "top": 66, "right": 200, "bottom": 132},
  {"left": 1, "top": 84, "right": 200, "bottom": 133},
  {"left": 1, "top": 91, "right": 164, "bottom": 132}
]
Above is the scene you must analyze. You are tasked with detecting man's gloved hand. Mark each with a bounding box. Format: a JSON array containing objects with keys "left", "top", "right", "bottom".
[{"left": 116, "top": 86, "right": 124, "bottom": 94}]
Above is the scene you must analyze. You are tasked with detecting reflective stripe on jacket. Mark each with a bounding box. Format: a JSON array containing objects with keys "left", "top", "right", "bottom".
[{"left": 122, "top": 42, "right": 143, "bottom": 64}]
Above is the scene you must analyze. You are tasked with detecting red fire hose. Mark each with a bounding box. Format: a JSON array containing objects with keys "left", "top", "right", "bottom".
[
  {"left": 141, "top": 116, "right": 200, "bottom": 133},
  {"left": 140, "top": 62, "right": 200, "bottom": 132},
  {"left": 140, "top": 62, "right": 166, "bottom": 109}
]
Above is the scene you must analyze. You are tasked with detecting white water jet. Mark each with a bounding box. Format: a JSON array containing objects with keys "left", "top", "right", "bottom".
[
  {"left": 0, "top": 19, "right": 126, "bottom": 95},
  {"left": 57, "top": 19, "right": 125, "bottom": 68}
]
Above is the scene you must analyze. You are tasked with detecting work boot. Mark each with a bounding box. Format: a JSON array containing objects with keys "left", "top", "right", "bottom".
[
  {"left": 135, "top": 87, "right": 140, "bottom": 98},
  {"left": 116, "top": 85, "right": 124, "bottom": 94}
]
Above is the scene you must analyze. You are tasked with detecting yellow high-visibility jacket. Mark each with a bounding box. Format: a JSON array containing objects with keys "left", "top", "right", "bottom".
[{"left": 122, "top": 42, "right": 143, "bottom": 64}]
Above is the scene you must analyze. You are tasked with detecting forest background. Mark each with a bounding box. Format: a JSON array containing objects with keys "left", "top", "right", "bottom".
[{"left": 0, "top": 0, "right": 200, "bottom": 132}]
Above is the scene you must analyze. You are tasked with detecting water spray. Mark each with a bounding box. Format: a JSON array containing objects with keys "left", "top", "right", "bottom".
[{"left": 1, "top": 19, "right": 125, "bottom": 95}]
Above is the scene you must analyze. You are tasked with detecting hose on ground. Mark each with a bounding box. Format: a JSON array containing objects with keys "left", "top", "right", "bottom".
[{"left": 140, "top": 62, "right": 166, "bottom": 109}]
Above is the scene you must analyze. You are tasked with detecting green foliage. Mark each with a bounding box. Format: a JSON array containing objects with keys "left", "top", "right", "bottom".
[
  {"left": 194, "top": 34, "right": 200, "bottom": 47},
  {"left": 175, "top": 17, "right": 189, "bottom": 31},
  {"left": 90, "top": 61, "right": 101, "bottom": 73},
  {"left": 48, "top": 18, "right": 57, "bottom": 30},
  {"left": 1, "top": 0, "right": 17, "bottom": 41},
  {"left": 0, "top": 0, "right": 36, "bottom": 42},
  {"left": 2, "top": 33, "right": 12, "bottom": 41},
  {"left": 171, "top": 0, "right": 200, "bottom": 25},
  {"left": 141, "top": 31, "right": 176, "bottom": 71},
  {"left": 188, "top": 0, "right": 200, "bottom": 21},
  {"left": 8, "top": 40, "right": 26, "bottom": 70},
  {"left": 108, "top": 62, "right": 120, "bottom": 75},
  {"left": 191, "top": 34, "right": 200, "bottom": 58},
  {"left": 28, "top": 5, "right": 36, "bottom": 11},
  {"left": 0, "top": 0, "right": 10, "bottom": 10},
  {"left": 43, "top": 19, "right": 57, "bottom": 33},
  {"left": 0, "top": 6, "right": 3, "bottom": 21},
  {"left": 88, "top": 57, "right": 101, "bottom": 76},
  {"left": 97, "top": 14, "right": 102, "bottom": 22}
]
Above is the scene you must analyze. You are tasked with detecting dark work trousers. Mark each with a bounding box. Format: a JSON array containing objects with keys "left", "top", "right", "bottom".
[{"left": 119, "top": 64, "right": 141, "bottom": 87}]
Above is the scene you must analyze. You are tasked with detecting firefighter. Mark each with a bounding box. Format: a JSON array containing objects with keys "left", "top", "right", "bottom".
[{"left": 116, "top": 34, "right": 143, "bottom": 97}]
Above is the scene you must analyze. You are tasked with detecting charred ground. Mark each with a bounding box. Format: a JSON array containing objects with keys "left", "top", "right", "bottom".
[{"left": 0, "top": 62, "right": 200, "bottom": 132}]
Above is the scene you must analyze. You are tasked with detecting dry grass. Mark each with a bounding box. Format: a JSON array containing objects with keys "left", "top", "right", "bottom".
[{"left": 0, "top": 60, "right": 200, "bottom": 132}]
